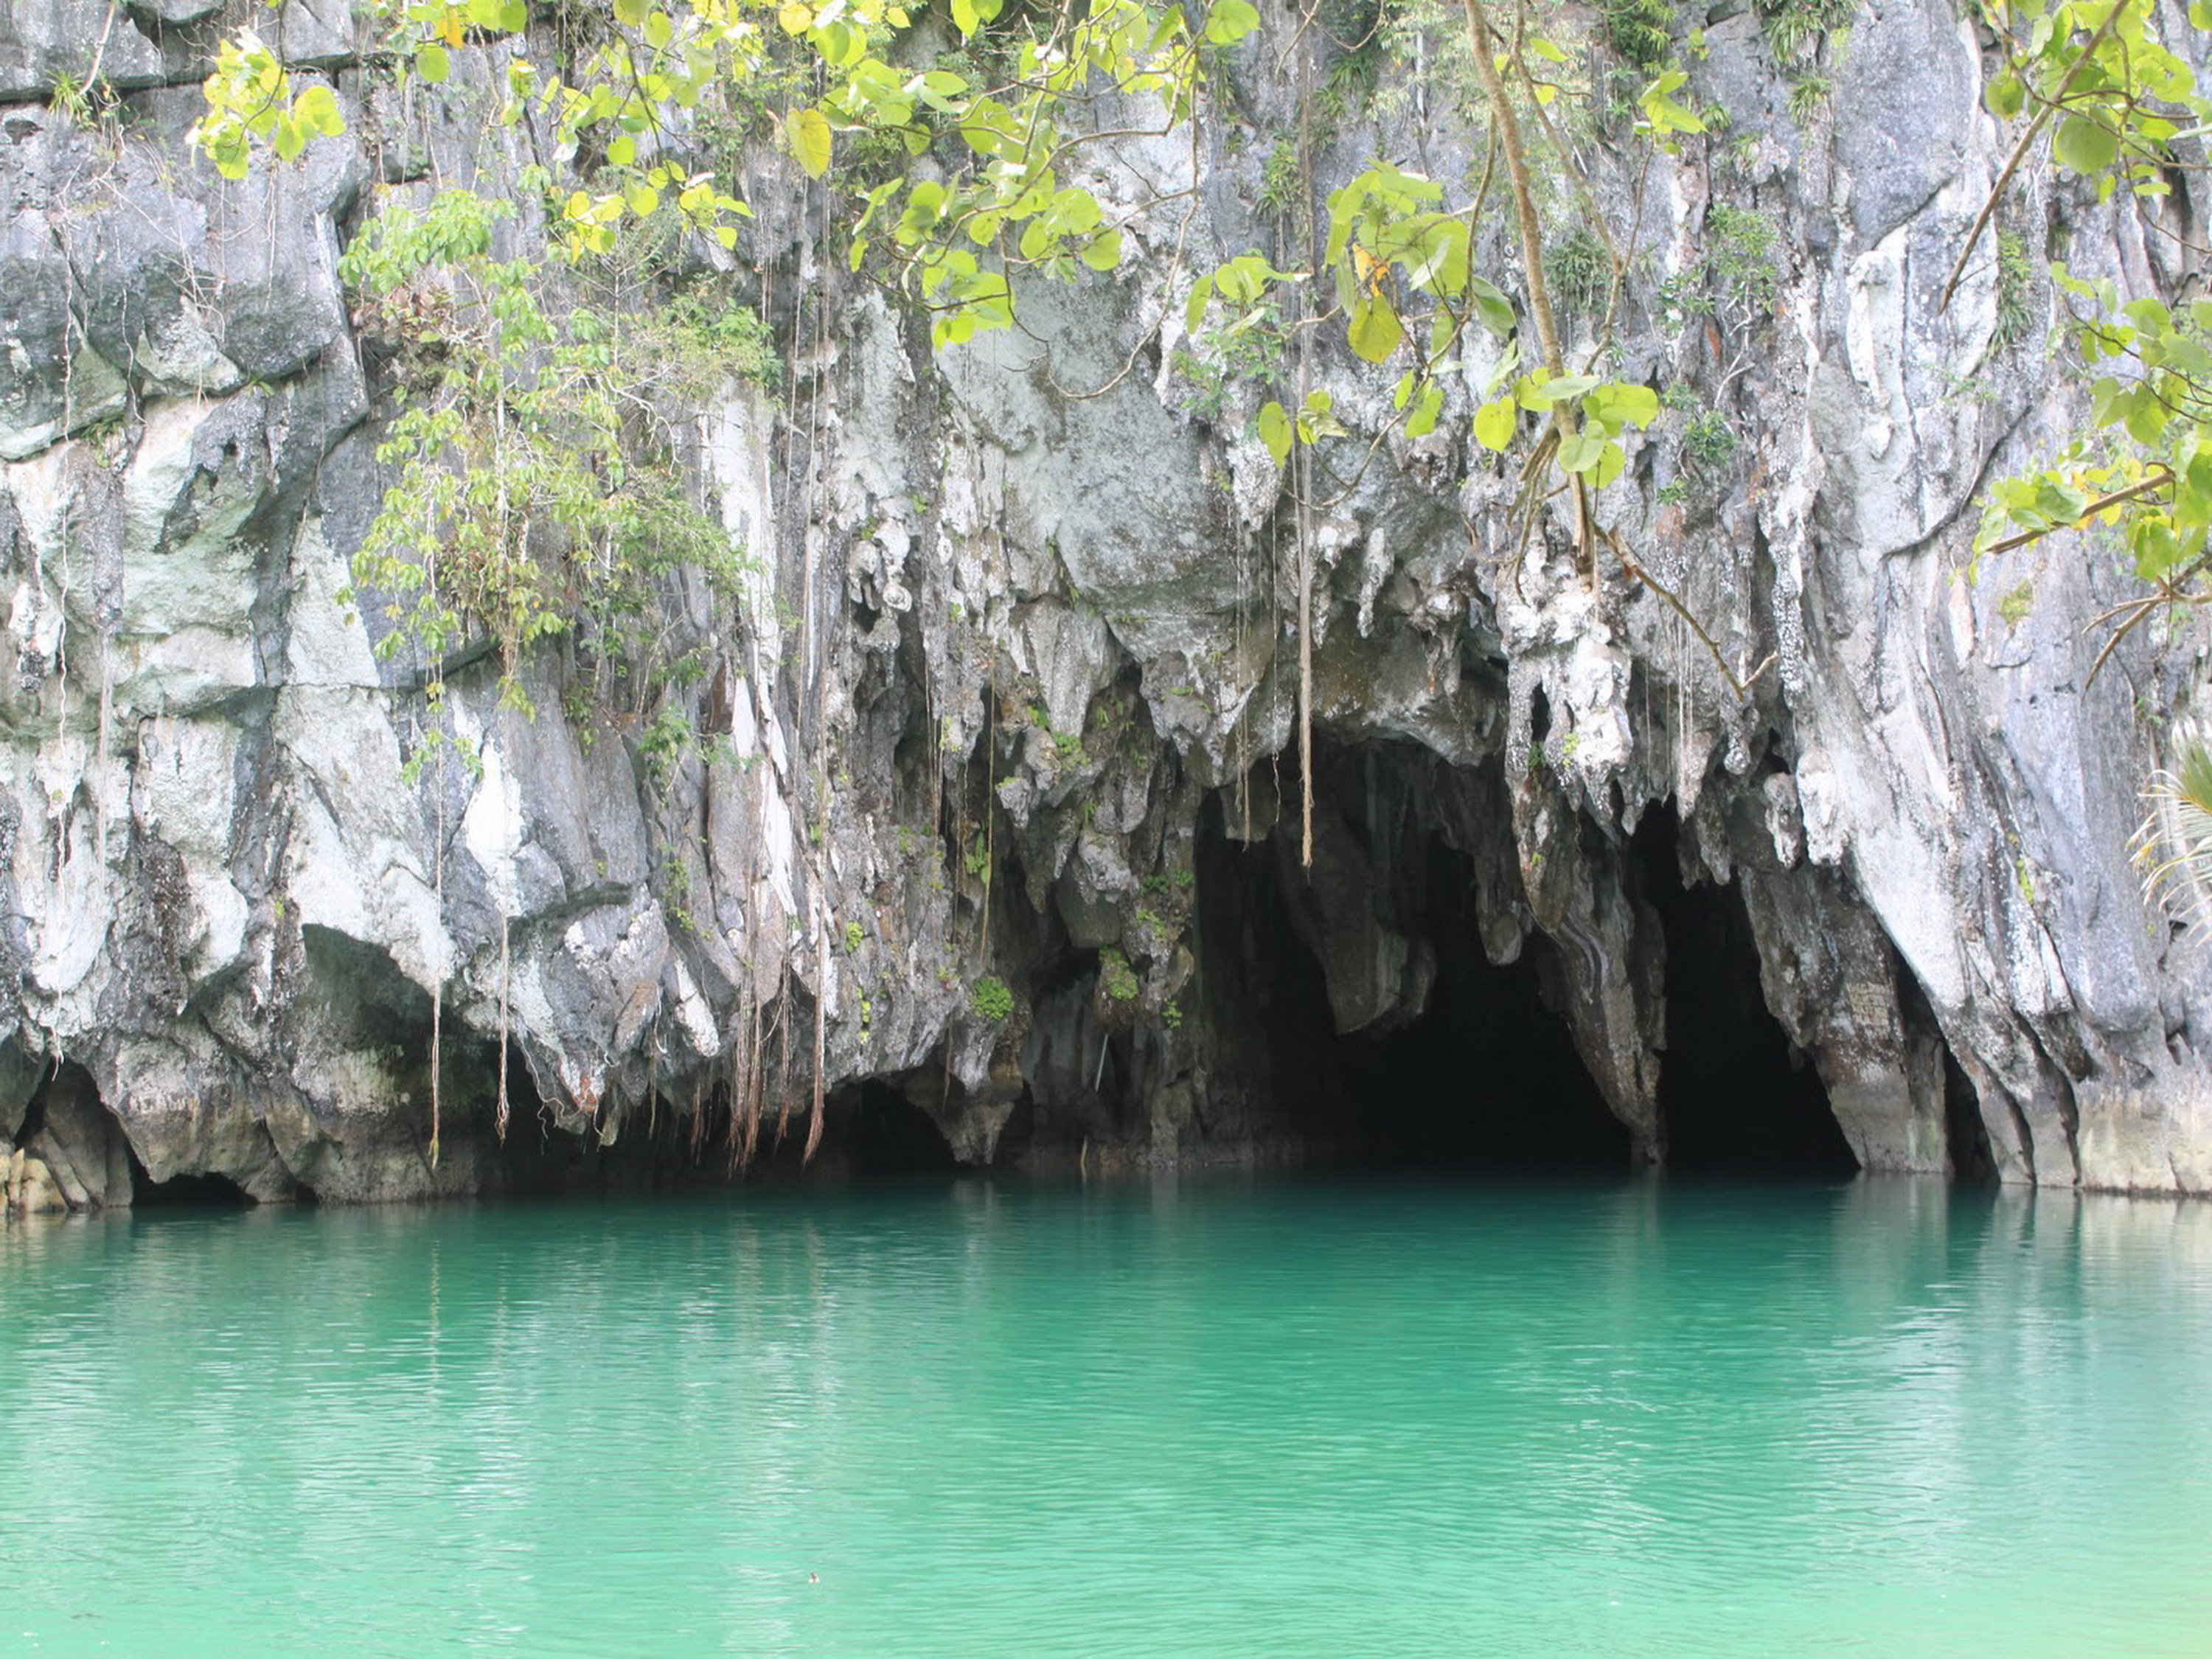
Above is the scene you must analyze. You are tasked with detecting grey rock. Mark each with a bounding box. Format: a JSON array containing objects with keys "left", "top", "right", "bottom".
[{"left": 0, "top": 14, "right": 2201, "bottom": 1202}]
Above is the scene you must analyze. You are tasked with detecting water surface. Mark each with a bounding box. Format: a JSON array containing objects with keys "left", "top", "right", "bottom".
[{"left": 5, "top": 1175, "right": 2210, "bottom": 1655}]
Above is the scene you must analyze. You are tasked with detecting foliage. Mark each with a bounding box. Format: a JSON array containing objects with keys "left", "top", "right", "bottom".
[
  {"left": 1173, "top": 299, "right": 1288, "bottom": 422},
  {"left": 1968, "top": 0, "right": 2212, "bottom": 602},
  {"left": 1786, "top": 74, "right": 1831, "bottom": 125},
  {"left": 1680, "top": 410, "right": 1738, "bottom": 470},
  {"left": 1255, "top": 136, "right": 1304, "bottom": 222},
  {"left": 1950, "top": 0, "right": 2212, "bottom": 905},
  {"left": 1657, "top": 204, "right": 1781, "bottom": 334},
  {"left": 206, "top": 0, "right": 1683, "bottom": 561},
  {"left": 1543, "top": 226, "right": 1612, "bottom": 315},
  {"left": 339, "top": 188, "right": 753, "bottom": 717},
  {"left": 1097, "top": 947, "right": 1141, "bottom": 1003},
  {"left": 1600, "top": 0, "right": 1676, "bottom": 72},
  {"left": 1706, "top": 205, "right": 1783, "bottom": 312},
  {"left": 1756, "top": 0, "right": 1854, "bottom": 68},
  {"left": 640, "top": 702, "right": 697, "bottom": 785},
  {"left": 199, "top": 0, "right": 1790, "bottom": 776},
  {"left": 195, "top": 31, "right": 344, "bottom": 178},
  {"left": 968, "top": 974, "right": 1015, "bottom": 1022},
  {"left": 640, "top": 291, "right": 782, "bottom": 397},
  {"left": 2137, "top": 736, "right": 2212, "bottom": 932},
  {"left": 1992, "top": 227, "right": 2035, "bottom": 350}
]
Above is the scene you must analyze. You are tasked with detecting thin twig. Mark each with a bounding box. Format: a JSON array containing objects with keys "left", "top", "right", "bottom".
[{"left": 1939, "top": 1, "right": 2126, "bottom": 313}]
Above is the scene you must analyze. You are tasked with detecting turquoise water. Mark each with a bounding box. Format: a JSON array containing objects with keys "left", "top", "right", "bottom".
[{"left": 4, "top": 1175, "right": 2211, "bottom": 1656}]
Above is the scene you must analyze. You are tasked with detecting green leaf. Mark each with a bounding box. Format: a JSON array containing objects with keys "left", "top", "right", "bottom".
[
  {"left": 1185, "top": 273, "right": 1215, "bottom": 335},
  {"left": 1467, "top": 276, "right": 1515, "bottom": 338},
  {"left": 1348, "top": 293, "right": 1403, "bottom": 364},
  {"left": 1590, "top": 439, "right": 1626, "bottom": 490},
  {"left": 1256, "top": 400, "right": 1293, "bottom": 466},
  {"left": 1080, "top": 227, "right": 1121, "bottom": 272},
  {"left": 1406, "top": 381, "right": 1444, "bottom": 440},
  {"left": 1586, "top": 380, "right": 1659, "bottom": 432},
  {"left": 2124, "top": 390, "right": 2170, "bottom": 447},
  {"left": 416, "top": 42, "right": 451, "bottom": 83},
  {"left": 1204, "top": 0, "right": 1261, "bottom": 45},
  {"left": 951, "top": 0, "right": 979, "bottom": 36},
  {"left": 1557, "top": 426, "right": 1603, "bottom": 475},
  {"left": 1474, "top": 397, "right": 1517, "bottom": 452},
  {"left": 1986, "top": 71, "right": 2025, "bottom": 119},
  {"left": 2053, "top": 115, "right": 2120, "bottom": 175},
  {"left": 293, "top": 84, "right": 344, "bottom": 137},
  {"left": 791, "top": 105, "right": 832, "bottom": 178}
]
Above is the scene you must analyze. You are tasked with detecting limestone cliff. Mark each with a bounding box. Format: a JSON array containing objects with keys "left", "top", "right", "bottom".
[{"left": 3, "top": 0, "right": 2209, "bottom": 1207}]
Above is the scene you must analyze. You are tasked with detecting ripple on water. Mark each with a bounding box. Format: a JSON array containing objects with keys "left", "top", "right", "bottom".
[{"left": 4, "top": 1176, "right": 2212, "bottom": 1655}]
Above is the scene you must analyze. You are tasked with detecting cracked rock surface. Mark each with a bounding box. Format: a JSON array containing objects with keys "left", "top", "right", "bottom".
[{"left": 4, "top": 0, "right": 2211, "bottom": 1204}]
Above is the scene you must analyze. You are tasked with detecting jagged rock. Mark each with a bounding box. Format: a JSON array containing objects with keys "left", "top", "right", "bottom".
[
  {"left": 0, "top": 7, "right": 2200, "bottom": 1200},
  {"left": 0, "top": 2, "right": 168, "bottom": 104}
]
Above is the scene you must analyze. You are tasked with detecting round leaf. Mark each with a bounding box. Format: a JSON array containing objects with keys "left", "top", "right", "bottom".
[
  {"left": 790, "top": 105, "right": 832, "bottom": 178},
  {"left": 2053, "top": 115, "right": 2120, "bottom": 176},
  {"left": 1348, "top": 293, "right": 1403, "bottom": 364}
]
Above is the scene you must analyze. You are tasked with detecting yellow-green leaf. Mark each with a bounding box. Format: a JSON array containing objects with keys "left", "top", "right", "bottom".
[
  {"left": 791, "top": 105, "right": 832, "bottom": 178},
  {"left": 1256, "top": 400, "right": 1292, "bottom": 466},
  {"left": 1406, "top": 381, "right": 1443, "bottom": 440},
  {"left": 1474, "top": 397, "right": 1517, "bottom": 451},
  {"left": 2054, "top": 114, "right": 2120, "bottom": 175},
  {"left": 1348, "top": 293, "right": 1402, "bottom": 364},
  {"left": 1204, "top": 0, "right": 1261, "bottom": 45}
]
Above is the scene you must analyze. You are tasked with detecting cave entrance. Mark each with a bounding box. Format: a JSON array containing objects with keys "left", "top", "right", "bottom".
[
  {"left": 833, "top": 1079, "right": 960, "bottom": 1175},
  {"left": 1631, "top": 809, "right": 1858, "bottom": 1178},
  {"left": 1195, "top": 748, "right": 1630, "bottom": 1171},
  {"left": 126, "top": 1159, "right": 257, "bottom": 1208}
]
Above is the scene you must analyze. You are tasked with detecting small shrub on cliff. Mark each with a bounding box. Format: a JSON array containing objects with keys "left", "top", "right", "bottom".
[
  {"left": 1098, "top": 948, "right": 1141, "bottom": 1004},
  {"left": 340, "top": 187, "right": 753, "bottom": 717},
  {"left": 1599, "top": 0, "right": 1674, "bottom": 72},
  {"left": 969, "top": 975, "right": 1015, "bottom": 1022}
]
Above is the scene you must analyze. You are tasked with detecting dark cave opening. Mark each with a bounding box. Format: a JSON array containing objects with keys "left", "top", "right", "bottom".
[
  {"left": 1194, "top": 752, "right": 1630, "bottom": 1170},
  {"left": 834, "top": 1079, "right": 960, "bottom": 1175},
  {"left": 1630, "top": 809, "right": 1859, "bottom": 1178},
  {"left": 125, "top": 1156, "right": 257, "bottom": 1208},
  {"left": 1337, "top": 855, "right": 1633, "bottom": 1169}
]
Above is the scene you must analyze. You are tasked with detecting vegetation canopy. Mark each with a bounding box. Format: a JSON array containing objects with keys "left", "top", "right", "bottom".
[{"left": 191, "top": 0, "right": 2212, "bottom": 897}]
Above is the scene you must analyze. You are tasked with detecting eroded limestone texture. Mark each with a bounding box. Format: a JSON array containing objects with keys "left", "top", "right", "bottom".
[{"left": 3, "top": 0, "right": 2210, "bottom": 1203}]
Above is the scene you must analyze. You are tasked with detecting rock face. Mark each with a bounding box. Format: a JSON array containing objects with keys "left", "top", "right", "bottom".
[{"left": 1, "top": 0, "right": 2209, "bottom": 1203}]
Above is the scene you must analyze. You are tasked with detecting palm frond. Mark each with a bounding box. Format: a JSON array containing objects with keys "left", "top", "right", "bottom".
[{"left": 2133, "top": 729, "right": 2212, "bottom": 938}]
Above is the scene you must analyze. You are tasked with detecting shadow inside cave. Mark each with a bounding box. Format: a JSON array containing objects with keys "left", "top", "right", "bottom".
[
  {"left": 1630, "top": 807, "right": 1859, "bottom": 1179},
  {"left": 1191, "top": 742, "right": 1863, "bottom": 1179}
]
